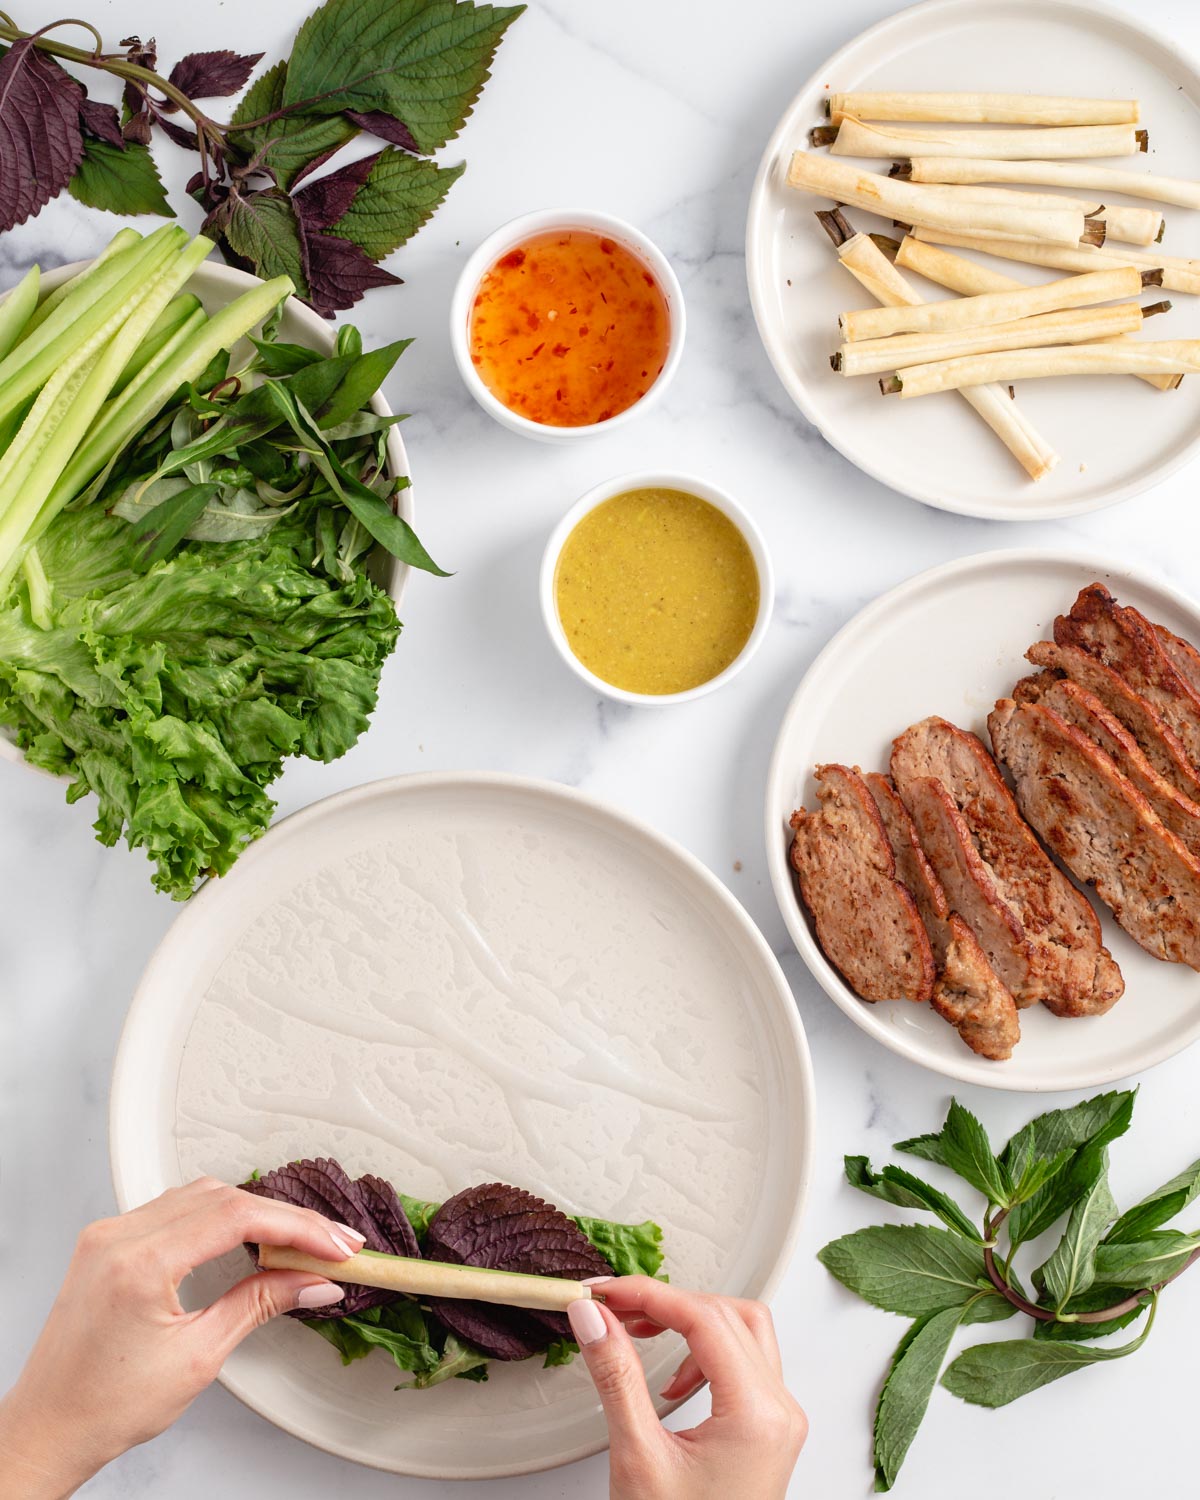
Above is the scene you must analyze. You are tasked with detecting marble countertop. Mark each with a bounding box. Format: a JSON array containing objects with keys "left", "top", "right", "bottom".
[{"left": 4, "top": 0, "right": 1200, "bottom": 1494}]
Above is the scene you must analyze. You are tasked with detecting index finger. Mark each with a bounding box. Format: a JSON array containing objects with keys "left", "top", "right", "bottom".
[{"left": 594, "top": 1278, "right": 770, "bottom": 1406}]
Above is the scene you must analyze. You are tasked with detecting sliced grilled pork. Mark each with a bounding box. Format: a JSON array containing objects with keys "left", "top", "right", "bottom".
[
  {"left": 1054, "top": 584, "right": 1200, "bottom": 772},
  {"left": 1015, "top": 673, "right": 1200, "bottom": 863},
  {"left": 789, "top": 764, "right": 935, "bottom": 1004},
  {"left": 1027, "top": 639, "right": 1200, "bottom": 804},
  {"left": 865, "top": 772, "right": 1019, "bottom": 1060},
  {"left": 1155, "top": 622, "right": 1200, "bottom": 700},
  {"left": 990, "top": 698, "right": 1200, "bottom": 971},
  {"left": 893, "top": 716, "right": 1123, "bottom": 1017}
]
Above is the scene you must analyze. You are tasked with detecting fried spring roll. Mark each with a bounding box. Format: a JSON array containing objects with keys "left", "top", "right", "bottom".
[
  {"left": 884, "top": 341, "right": 1200, "bottom": 399},
  {"left": 821, "top": 116, "right": 1147, "bottom": 160},
  {"left": 926, "top": 184, "right": 1162, "bottom": 246},
  {"left": 901, "top": 156, "right": 1200, "bottom": 211},
  {"left": 891, "top": 235, "right": 1179, "bottom": 389},
  {"left": 825, "top": 92, "right": 1139, "bottom": 126},
  {"left": 909, "top": 226, "right": 1200, "bottom": 296},
  {"left": 841, "top": 265, "right": 1150, "bottom": 342},
  {"left": 787, "top": 154, "right": 1098, "bottom": 248},
  {"left": 822, "top": 215, "right": 1057, "bottom": 480},
  {"left": 835, "top": 304, "right": 1147, "bottom": 378}
]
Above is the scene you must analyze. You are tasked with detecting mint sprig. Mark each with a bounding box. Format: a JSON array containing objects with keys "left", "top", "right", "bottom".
[{"left": 822, "top": 1091, "right": 1200, "bottom": 1490}]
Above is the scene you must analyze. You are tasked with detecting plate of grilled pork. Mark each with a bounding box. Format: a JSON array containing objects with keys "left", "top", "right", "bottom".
[{"left": 767, "top": 548, "right": 1200, "bottom": 1089}]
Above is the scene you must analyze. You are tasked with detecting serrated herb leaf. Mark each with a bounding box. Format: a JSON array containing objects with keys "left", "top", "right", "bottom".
[
  {"left": 168, "top": 49, "right": 264, "bottom": 100},
  {"left": 78, "top": 95, "right": 125, "bottom": 148},
  {"left": 1105, "top": 1157, "right": 1200, "bottom": 1245},
  {"left": 937, "top": 1100, "right": 1011, "bottom": 1207},
  {"left": 1008, "top": 1147, "right": 1073, "bottom": 1207},
  {"left": 284, "top": 0, "right": 525, "bottom": 155},
  {"left": 1090, "top": 1232, "right": 1200, "bottom": 1288},
  {"left": 1036, "top": 1158, "right": 1115, "bottom": 1311},
  {"left": 818, "top": 1225, "right": 997, "bottom": 1318},
  {"left": 845, "top": 1156, "right": 981, "bottom": 1242},
  {"left": 873, "top": 1305, "right": 967, "bottom": 1492},
  {"left": 330, "top": 149, "right": 465, "bottom": 260},
  {"left": 1033, "top": 1285, "right": 1150, "bottom": 1342},
  {"left": 894, "top": 1130, "right": 949, "bottom": 1168},
  {"left": 1005, "top": 1091, "right": 1136, "bottom": 1249},
  {"left": 68, "top": 139, "right": 175, "bottom": 218},
  {"left": 228, "top": 60, "right": 358, "bottom": 191},
  {"left": 221, "top": 189, "right": 310, "bottom": 297},
  {"left": 0, "top": 38, "right": 84, "bottom": 231},
  {"left": 303, "top": 230, "right": 402, "bottom": 317},
  {"left": 942, "top": 1302, "right": 1156, "bottom": 1408},
  {"left": 293, "top": 150, "right": 378, "bottom": 231}
]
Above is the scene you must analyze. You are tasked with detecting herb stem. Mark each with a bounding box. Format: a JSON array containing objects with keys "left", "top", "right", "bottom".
[{"left": 981, "top": 1210, "right": 1059, "bottom": 1323}]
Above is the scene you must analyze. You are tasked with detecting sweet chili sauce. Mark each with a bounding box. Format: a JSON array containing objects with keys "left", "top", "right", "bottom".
[{"left": 468, "top": 229, "right": 671, "bottom": 427}]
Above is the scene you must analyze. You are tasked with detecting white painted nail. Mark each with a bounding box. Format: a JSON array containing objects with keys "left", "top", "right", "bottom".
[
  {"left": 582, "top": 1275, "right": 613, "bottom": 1287},
  {"left": 334, "top": 1222, "right": 366, "bottom": 1245},
  {"left": 296, "top": 1282, "right": 345, "bottom": 1310},
  {"left": 568, "top": 1299, "right": 608, "bottom": 1345},
  {"left": 329, "top": 1231, "right": 356, "bottom": 1259}
]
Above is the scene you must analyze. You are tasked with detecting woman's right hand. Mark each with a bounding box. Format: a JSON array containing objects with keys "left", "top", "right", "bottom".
[{"left": 566, "top": 1277, "right": 807, "bottom": 1500}]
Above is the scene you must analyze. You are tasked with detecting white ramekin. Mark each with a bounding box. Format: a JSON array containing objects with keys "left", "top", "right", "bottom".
[
  {"left": 449, "top": 209, "right": 685, "bottom": 443},
  {"left": 539, "top": 471, "right": 774, "bottom": 706}
]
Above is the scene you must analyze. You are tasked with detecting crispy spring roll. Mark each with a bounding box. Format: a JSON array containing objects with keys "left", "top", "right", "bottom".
[
  {"left": 787, "top": 154, "right": 1099, "bottom": 248},
  {"left": 909, "top": 226, "right": 1200, "bottom": 296},
  {"left": 817, "top": 116, "right": 1147, "bottom": 160},
  {"left": 900, "top": 156, "right": 1200, "bottom": 211},
  {"left": 922, "top": 184, "right": 1162, "bottom": 246},
  {"left": 841, "top": 265, "right": 1151, "bottom": 342},
  {"left": 883, "top": 341, "right": 1200, "bottom": 399},
  {"left": 820, "top": 211, "right": 1057, "bottom": 480},
  {"left": 825, "top": 92, "right": 1140, "bottom": 126},
  {"left": 834, "top": 304, "right": 1148, "bottom": 378},
  {"left": 891, "top": 235, "right": 1180, "bottom": 389}
]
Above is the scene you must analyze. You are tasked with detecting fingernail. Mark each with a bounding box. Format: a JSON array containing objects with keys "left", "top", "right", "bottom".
[
  {"left": 296, "top": 1281, "right": 344, "bottom": 1309},
  {"left": 328, "top": 1232, "right": 357, "bottom": 1259},
  {"left": 568, "top": 1298, "right": 608, "bottom": 1346},
  {"left": 335, "top": 1222, "right": 366, "bottom": 1245},
  {"left": 581, "top": 1275, "right": 613, "bottom": 1287}
]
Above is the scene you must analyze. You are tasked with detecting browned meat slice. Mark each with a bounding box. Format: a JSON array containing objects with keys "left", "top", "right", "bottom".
[
  {"left": 789, "top": 764, "right": 935, "bottom": 1003},
  {"left": 1155, "top": 621, "right": 1200, "bottom": 699},
  {"left": 865, "top": 772, "right": 1019, "bottom": 1060},
  {"left": 990, "top": 698, "right": 1200, "bottom": 970},
  {"left": 893, "top": 716, "right": 1123, "bottom": 1017},
  {"left": 1054, "top": 584, "right": 1200, "bottom": 771},
  {"left": 1027, "top": 639, "right": 1200, "bottom": 804},
  {"left": 1015, "top": 673, "right": 1200, "bottom": 862}
]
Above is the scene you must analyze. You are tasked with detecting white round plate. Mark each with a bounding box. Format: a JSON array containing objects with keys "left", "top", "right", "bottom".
[
  {"left": 111, "top": 773, "right": 815, "bottom": 1479},
  {"left": 766, "top": 549, "right": 1200, "bottom": 1092},
  {"left": 0, "top": 257, "right": 412, "bottom": 772},
  {"left": 746, "top": 0, "right": 1200, "bottom": 520}
]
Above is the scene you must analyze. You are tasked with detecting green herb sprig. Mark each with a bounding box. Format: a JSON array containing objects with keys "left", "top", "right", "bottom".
[{"left": 821, "top": 1092, "right": 1200, "bottom": 1490}]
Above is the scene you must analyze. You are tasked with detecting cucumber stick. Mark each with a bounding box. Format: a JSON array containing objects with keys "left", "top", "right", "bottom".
[
  {"left": 21, "top": 226, "right": 142, "bottom": 337},
  {"left": 110, "top": 294, "right": 204, "bottom": 396},
  {"left": 0, "top": 267, "right": 39, "bottom": 363}
]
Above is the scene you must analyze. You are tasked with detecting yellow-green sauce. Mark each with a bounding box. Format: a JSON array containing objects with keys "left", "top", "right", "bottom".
[{"left": 554, "top": 487, "right": 760, "bottom": 695}]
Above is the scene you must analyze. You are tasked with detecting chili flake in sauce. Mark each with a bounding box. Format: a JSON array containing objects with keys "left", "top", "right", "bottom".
[{"left": 468, "top": 229, "right": 670, "bottom": 427}]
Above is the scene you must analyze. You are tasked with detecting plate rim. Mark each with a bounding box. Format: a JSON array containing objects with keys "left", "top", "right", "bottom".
[
  {"left": 110, "top": 769, "right": 817, "bottom": 1479},
  {"left": 744, "top": 0, "right": 1200, "bottom": 521},
  {"left": 764, "top": 545, "right": 1200, "bottom": 1092}
]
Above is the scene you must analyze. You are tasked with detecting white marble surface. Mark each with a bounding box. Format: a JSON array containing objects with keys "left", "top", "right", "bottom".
[{"left": 5, "top": 0, "right": 1200, "bottom": 1494}]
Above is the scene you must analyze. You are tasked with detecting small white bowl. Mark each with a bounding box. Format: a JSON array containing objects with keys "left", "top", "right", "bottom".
[
  {"left": 449, "top": 209, "right": 685, "bottom": 443},
  {"left": 540, "top": 470, "right": 774, "bottom": 706}
]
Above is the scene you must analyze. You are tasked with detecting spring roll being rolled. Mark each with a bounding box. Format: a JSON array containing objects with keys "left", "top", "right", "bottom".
[
  {"left": 909, "top": 225, "right": 1200, "bottom": 296},
  {"left": 814, "top": 116, "right": 1147, "bottom": 160},
  {"left": 882, "top": 341, "right": 1200, "bottom": 399},
  {"left": 841, "top": 265, "right": 1153, "bottom": 341},
  {"left": 817, "top": 209, "right": 1058, "bottom": 480},
  {"left": 825, "top": 92, "right": 1140, "bottom": 126},
  {"left": 834, "top": 303, "right": 1150, "bottom": 378},
  {"left": 914, "top": 183, "right": 1162, "bottom": 246},
  {"left": 888, "top": 234, "right": 1179, "bottom": 388},
  {"left": 899, "top": 156, "right": 1200, "bottom": 211},
  {"left": 786, "top": 153, "right": 1101, "bottom": 248}
]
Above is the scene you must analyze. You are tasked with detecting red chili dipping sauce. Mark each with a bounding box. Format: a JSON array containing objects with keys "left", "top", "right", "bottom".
[{"left": 468, "top": 229, "right": 671, "bottom": 427}]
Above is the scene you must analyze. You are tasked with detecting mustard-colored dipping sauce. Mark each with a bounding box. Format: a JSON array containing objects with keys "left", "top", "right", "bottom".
[{"left": 554, "top": 487, "right": 760, "bottom": 695}]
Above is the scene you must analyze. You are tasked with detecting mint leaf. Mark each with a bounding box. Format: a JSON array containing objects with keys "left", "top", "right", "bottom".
[
  {"left": 0, "top": 38, "right": 85, "bottom": 231},
  {"left": 1105, "top": 1157, "right": 1200, "bottom": 1245},
  {"left": 1033, "top": 1285, "right": 1151, "bottom": 1342},
  {"left": 873, "top": 1306, "right": 966, "bottom": 1491},
  {"left": 1008, "top": 1147, "right": 1072, "bottom": 1207},
  {"left": 1090, "top": 1232, "right": 1200, "bottom": 1288},
  {"left": 222, "top": 189, "right": 310, "bottom": 297},
  {"left": 1035, "top": 1159, "right": 1116, "bottom": 1310},
  {"left": 893, "top": 1130, "right": 950, "bottom": 1169},
  {"left": 542, "top": 1338, "right": 578, "bottom": 1368},
  {"left": 228, "top": 60, "right": 358, "bottom": 190},
  {"left": 942, "top": 1304, "right": 1156, "bottom": 1408},
  {"left": 937, "top": 1100, "right": 1011, "bottom": 1207},
  {"left": 68, "top": 139, "right": 174, "bottom": 219},
  {"left": 1004, "top": 1091, "right": 1135, "bottom": 1249},
  {"left": 330, "top": 149, "right": 465, "bottom": 260},
  {"left": 818, "top": 1225, "right": 1002, "bottom": 1319},
  {"left": 845, "top": 1157, "right": 981, "bottom": 1242},
  {"left": 283, "top": 0, "right": 525, "bottom": 154}
]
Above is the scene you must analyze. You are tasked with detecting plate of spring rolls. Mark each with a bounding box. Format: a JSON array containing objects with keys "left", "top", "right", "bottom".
[
  {"left": 765, "top": 548, "right": 1200, "bottom": 1091},
  {"left": 746, "top": 0, "right": 1200, "bottom": 518}
]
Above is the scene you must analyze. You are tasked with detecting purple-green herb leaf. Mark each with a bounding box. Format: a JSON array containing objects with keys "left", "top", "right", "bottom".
[{"left": 0, "top": 38, "right": 84, "bottom": 231}]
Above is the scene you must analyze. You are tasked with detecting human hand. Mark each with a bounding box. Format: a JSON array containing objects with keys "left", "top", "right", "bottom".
[
  {"left": 0, "top": 1178, "right": 365, "bottom": 1500},
  {"left": 567, "top": 1277, "right": 807, "bottom": 1500}
]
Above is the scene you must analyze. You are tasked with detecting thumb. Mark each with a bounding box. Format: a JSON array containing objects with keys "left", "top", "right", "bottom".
[
  {"left": 568, "top": 1298, "right": 662, "bottom": 1454},
  {"left": 201, "top": 1271, "right": 344, "bottom": 1359}
]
